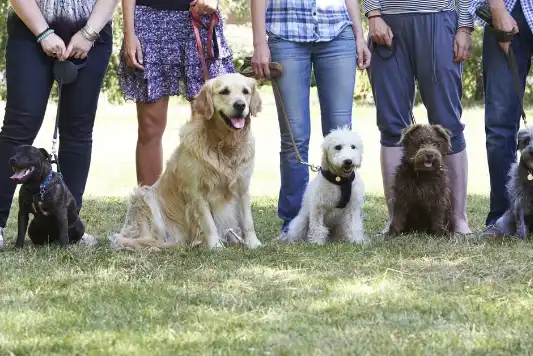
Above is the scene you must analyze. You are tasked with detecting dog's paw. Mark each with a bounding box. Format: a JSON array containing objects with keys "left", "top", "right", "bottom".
[
  {"left": 348, "top": 234, "right": 366, "bottom": 244},
  {"left": 308, "top": 235, "right": 327, "bottom": 245},
  {"left": 245, "top": 237, "right": 262, "bottom": 249},
  {"left": 79, "top": 233, "right": 98, "bottom": 247}
]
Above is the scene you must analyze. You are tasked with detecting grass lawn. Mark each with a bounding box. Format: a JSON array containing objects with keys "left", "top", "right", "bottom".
[{"left": 1, "top": 89, "right": 533, "bottom": 355}]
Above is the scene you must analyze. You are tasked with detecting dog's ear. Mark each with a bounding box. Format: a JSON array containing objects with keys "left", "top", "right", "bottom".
[
  {"left": 398, "top": 124, "right": 423, "bottom": 146},
  {"left": 517, "top": 129, "right": 531, "bottom": 151},
  {"left": 38, "top": 148, "right": 50, "bottom": 160},
  {"left": 432, "top": 125, "right": 452, "bottom": 153},
  {"left": 247, "top": 77, "right": 262, "bottom": 117},
  {"left": 192, "top": 80, "right": 214, "bottom": 120}
]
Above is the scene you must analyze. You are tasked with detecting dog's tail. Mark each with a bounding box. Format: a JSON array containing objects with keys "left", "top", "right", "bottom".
[
  {"left": 108, "top": 232, "right": 179, "bottom": 252},
  {"left": 108, "top": 185, "right": 181, "bottom": 251}
]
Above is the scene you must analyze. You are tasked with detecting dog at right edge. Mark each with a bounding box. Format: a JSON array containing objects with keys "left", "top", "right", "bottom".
[
  {"left": 492, "top": 127, "right": 533, "bottom": 239},
  {"left": 387, "top": 124, "right": 454, "bottom": 236}
]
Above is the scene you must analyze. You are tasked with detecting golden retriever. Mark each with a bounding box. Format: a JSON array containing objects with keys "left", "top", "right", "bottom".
[{"left": 108, "top": 73, "right": 263, "bottom": 250}]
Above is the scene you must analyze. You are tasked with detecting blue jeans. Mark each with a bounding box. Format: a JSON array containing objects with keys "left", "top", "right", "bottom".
[
  {"left": 483, "top": 1, "right": 533, "bottom": 226},
  {"left": 0, "top": 12, "right": 113, "bottom": 228},
  {"left": 268, "top": 25, "right": 357, "bottom": 231}
]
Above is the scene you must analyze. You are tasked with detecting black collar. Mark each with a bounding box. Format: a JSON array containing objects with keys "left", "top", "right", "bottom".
[{"left": 320, "top": 168, "right": 356, "bottom": 208}]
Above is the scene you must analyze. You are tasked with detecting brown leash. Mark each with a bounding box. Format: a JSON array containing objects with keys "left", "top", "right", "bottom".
[
  {"left": 240, "top": 57, "right": 320, "bottom": 172},
  {"left": 190, "top": 7, "right": 220, "bottom": 82}
]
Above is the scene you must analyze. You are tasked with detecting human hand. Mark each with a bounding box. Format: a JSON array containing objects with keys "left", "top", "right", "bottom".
[
  {"left": 368, "top": 14, "right": 393, "bottom": 48},
  {"left": 356, "top": 35, "right": 371, "bottom": 70},
  {"left": 40, "top": 33, "right": 66, "bottom": 59},
  {"left": 191, "top": 0, "right": 218, "bottom": 15},
  {"left": 453, "top": 28, "right": 473, "bottom": 63},
  {"left": 61, "top": 31, "right": 94, "bottom": 60},
  {"left": 491, "top": 6, "right": 519, "bottom": 53},
  {"left": 251, "top": 39, "right": 271, "bottom": 80},
  {"left": 124, "top": 32, "right": 144, "bottom": 70}
]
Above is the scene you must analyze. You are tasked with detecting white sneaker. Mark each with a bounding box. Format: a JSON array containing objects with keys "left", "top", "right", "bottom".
[{"left": 0, "top": 227, "right": 4, "bottom": 251}]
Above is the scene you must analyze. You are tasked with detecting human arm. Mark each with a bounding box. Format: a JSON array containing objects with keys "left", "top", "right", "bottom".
[
  {"left": 453, "top": 0, "right": 474, "bottom": 63},
  {"left": 121, "top": 0, "right": 144, "bottom": 69},
  {"left": 250, "top": 0, "right": 271, "bottom": 79},
  {"left": 61, "top": 0, "right": 119, "bottom": 60},
  {"left": 487, "top": 0, "right": 518, "bottom": 53},
  {"left": 8, "top": 0, "right": 67, "bottom": 57},
  {"left": 344, "top": 0, "right": 371, "bottom": 69}
]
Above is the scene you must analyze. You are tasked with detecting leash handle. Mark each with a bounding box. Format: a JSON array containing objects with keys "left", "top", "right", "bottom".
[
  {"left": 475, "top": 6, "right": 527, "bottom": 127},
  {"left": 190, "top": 8, "right": 220, "bottom": 83}
]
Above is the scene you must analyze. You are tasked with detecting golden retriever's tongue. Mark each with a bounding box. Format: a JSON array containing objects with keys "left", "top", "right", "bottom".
[{"left": 230, "top": 117, "right": 245, "bottom": 129}]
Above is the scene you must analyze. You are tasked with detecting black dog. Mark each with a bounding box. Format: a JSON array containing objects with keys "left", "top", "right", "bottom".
[
  {"left": 10, "top": 145, "right": 85, "bottom": 248},
  {"left": 493, "top": 127, "right": 533, "bottom": 238}
]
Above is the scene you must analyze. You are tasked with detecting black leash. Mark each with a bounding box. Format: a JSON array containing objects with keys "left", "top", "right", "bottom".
[
  {"left": 51, "top": 59, "right": 88, "bottom": 173},
  {"left": 476, "top": 6, "right": 528, "bottom": 128}
]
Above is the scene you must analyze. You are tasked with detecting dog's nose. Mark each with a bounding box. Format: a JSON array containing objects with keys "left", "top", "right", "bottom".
[
  {"left": 343, "top": 159, "right": 353, "bottom": 166},
  {"left": 233, "top": 100, "right": 246, "bottom": 113},
  {"left": 9, "top": 157, "right": 16, "bottom": 165},
  {"left": 426, "top": 153, "right": 435, "bottom": 160}
]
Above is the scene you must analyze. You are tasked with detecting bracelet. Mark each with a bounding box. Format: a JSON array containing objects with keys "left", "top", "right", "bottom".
[
  {"left": 80, "top": 24, "right": 99, "bottom": 41},
  {"left": 367, "top": 14, "right": 382, "bottom": 20},
  {"left": 457, "top": 28, "right": 472, "bottom": 35},
  {"left": 36, "top": 28, "right": 54, "bottom": 43}
]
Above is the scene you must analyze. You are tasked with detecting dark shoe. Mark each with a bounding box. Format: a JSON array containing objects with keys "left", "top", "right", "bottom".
[{"left": 480, "top": 225, "right": 504, "bottom": 238}]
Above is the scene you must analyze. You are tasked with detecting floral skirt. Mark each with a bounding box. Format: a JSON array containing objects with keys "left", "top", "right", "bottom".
[{"left": 118, "top": 5, "right": 235, "bottom": 103}]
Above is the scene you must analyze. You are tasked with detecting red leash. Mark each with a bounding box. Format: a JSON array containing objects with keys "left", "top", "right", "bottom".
[{"left": 190, "top": 7, "right": 220, "bottom": 83}]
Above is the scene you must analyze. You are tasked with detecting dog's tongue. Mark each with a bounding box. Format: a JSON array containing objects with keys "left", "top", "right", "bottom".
[
  {"left": 10, "top": 170, "right": 26, "bottom": 180},
  {"left": 230, "top": 117, "right": 245, "bottom": 129},
  {"left": 424, "top": 161, "right": 432, "bottom": 168}
]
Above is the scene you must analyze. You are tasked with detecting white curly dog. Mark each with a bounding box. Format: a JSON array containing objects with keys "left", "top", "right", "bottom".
[{"left": 280, "top": 126, "right": 365, "bottom": 245}]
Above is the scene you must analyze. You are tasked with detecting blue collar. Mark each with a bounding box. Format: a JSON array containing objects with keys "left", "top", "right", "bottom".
[{"left": 38, "top": 171, "right": 61, "bottom": 200}]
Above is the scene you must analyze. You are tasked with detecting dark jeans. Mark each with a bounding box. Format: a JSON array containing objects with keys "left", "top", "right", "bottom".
[
  {"left": 368, "top": 10, "right": 466, "bottom": 155},
  {"left": 483, "top": 1, "right": 533, "bottom": 226},
  {"left": 0, "top": 12, "right": 113, "bottom": 228}
]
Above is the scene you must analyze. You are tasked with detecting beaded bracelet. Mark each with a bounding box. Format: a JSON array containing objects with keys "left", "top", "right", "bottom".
[{"left": 36, "top": 28, "right": 54, "bottom": 43}]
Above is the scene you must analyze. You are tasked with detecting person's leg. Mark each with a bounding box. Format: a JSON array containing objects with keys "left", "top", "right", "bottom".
[
  {"left": 268, "top": 35, "right": 312, "bottom": 232},
  {"left": 412, "top": 11, "right": 471, "bottom": 234},
  {"left": 366, "top": 14, "right": 416, "bottom": 233},
  {"left": 312, "top": 25, "right": 357, "bottom": 135},
  {"left": 136, "top": 98, "right": 169, "bottom": 186},
  {"left": 57, "top": 24, "right": 113, "bottom": 211},
  {"left": 0, "top": 12, "right": 54, "bottom": 237},
  {"left": 482, "top": 2, "right": 533, "bottom": 231}
]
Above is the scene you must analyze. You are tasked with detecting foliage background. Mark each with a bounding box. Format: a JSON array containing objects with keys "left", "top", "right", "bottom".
[{"left": 0, "top": 0, "right": 530, "bottom": 105}]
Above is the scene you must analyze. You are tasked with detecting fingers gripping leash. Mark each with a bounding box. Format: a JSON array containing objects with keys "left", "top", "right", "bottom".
[
  {"left": 239, "top": 57, "right": 320, "bottom": 172},
  {"left": 476, "top": 6, "right": 528, "bottom": 128}
]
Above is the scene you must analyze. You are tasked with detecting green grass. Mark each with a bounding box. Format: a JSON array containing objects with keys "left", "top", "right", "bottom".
[{"left": 1, "top": 96, "right": 533, "bottom": 355}]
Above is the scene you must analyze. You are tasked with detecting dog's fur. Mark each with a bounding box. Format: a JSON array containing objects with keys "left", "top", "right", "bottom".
[
  {"left": 494, "top": 127, "right": 533, "bottom": 238},
  {"left": 280, "top": 126, "right": 365, "bottom": 244},
  {"left": 109, "top": 73, "right": 263, "bottom": 250},
  {"left": 10, "top": 145, "right": 87, "bottom": 248},
  {"left": 388, "top": 124, "right": 454, "bottom": 236}
]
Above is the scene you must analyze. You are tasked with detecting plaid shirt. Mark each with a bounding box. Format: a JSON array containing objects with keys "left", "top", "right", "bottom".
[
  {"left": 469, "top": 0, "right": 533, "bottom": 31},
  {"left": 265, "top": 0, "right": 352, "bottom": 42}
]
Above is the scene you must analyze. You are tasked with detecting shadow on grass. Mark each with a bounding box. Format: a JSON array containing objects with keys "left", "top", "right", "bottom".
[{"left": 1, "top": 194, "right": 533, "bottom": 354}]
